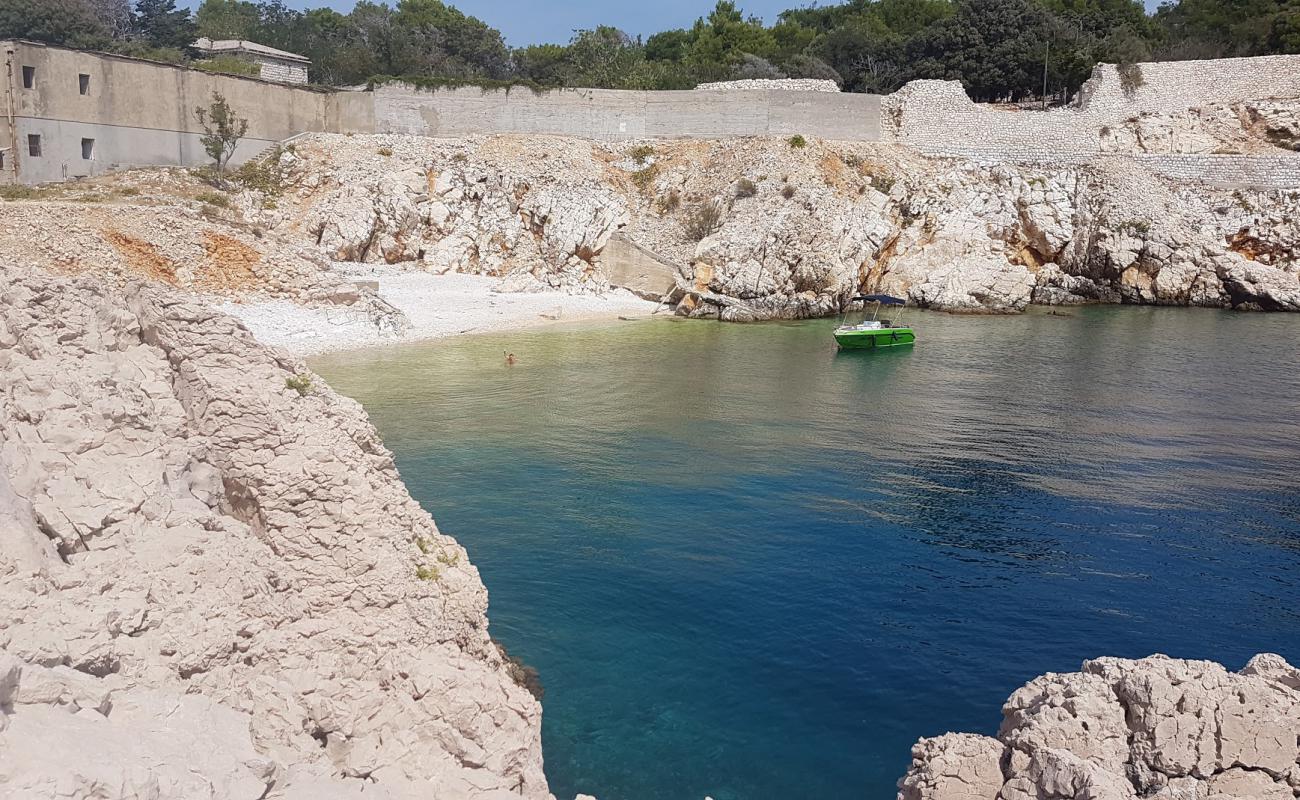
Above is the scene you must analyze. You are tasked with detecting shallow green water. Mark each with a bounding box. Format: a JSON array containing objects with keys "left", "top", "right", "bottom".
[{"left": 313, "top": 307, "right": 1300, "bottom": 800}]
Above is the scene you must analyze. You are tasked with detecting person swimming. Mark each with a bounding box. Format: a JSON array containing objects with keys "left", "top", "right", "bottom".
[{"left": 504, "top": 352, "right": 517, "bottom": 365}]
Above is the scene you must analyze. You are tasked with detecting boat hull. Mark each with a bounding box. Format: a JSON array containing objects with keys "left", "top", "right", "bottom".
[{"left": 834, "top": 327, "right": 916, "bottom": 349}]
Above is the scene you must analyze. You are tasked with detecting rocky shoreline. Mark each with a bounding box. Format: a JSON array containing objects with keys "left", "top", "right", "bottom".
[
  {"left": 250, "top": 131, "right": 1299, "bottom": 321},
  {"left": 4, "top": 264, "right": 1298, "bottom": 799},
  {"left": 0, "top": 267, "right": 549, "bottom": 798},
  {"left": 900, "top": 653, "right": 1300, "bottom": 800}
]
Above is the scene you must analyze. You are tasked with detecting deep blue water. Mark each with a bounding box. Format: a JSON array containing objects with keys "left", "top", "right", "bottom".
[{"left": 313, "top": 307, "right": 1300, "bottom": 800}]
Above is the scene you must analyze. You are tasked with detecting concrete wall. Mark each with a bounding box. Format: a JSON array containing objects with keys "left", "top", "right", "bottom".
[
  {"left": 2, "top": 40, "right": 373, "bottom": 184},
  {"left": 4, "top": 40, "right": 1299, "bottom": 191},
  {"left": 374, "top": 83, "right": 882, "bottom": 141}
]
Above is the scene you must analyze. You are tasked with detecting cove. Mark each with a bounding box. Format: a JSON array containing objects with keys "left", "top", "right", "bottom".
[{"left": 312, "top": 307, "right": 1300, "bottom": 800}]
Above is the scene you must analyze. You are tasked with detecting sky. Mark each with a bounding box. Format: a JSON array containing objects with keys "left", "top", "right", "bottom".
[{"left": 180, "top": 0, "right": 1164, "bottom": 47}]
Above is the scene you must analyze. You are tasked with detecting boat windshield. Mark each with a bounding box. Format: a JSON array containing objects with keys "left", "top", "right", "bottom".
[{"left": 839, "top": 296, "right": 907, "bottom": 329}]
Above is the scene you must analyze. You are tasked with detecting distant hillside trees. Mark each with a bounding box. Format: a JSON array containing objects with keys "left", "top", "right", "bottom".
[{"left": 1, "top": 0, "right": 1296, "bottom": 101}]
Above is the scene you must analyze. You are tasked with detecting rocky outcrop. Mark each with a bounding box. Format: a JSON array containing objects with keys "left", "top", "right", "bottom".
[
  {"left": 0, "top": 267, "right": 548, "bottom": 799},
  {"left": 252, "top": 134, "right": 1300, "bottom": 319},
  {"left": 898, "top": 653, "right": 1300, "bottom": 800}
]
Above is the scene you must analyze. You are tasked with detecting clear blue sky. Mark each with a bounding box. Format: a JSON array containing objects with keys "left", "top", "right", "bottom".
[{"left": 181, "top": 0, "right": 1164, "bottom": 47}]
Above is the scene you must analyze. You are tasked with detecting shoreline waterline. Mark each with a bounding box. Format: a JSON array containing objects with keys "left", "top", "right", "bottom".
[{"left": 220, "top": 268, "right": 662, "bottom": 356}]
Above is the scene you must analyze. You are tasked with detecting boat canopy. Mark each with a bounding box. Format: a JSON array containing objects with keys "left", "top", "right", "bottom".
[{"left": 852, "top": 294, "right": 907, "bottom": 306}]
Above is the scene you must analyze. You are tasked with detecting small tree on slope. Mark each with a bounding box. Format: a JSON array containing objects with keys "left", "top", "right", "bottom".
[{"left": 194, "top": 92, "right": 248, "bottom": 184}]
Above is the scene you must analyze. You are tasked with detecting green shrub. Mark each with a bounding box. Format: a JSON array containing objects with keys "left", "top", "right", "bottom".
[
  {"left": 870, "top": 174, "right": 895, "bottom": 194},
  {"left": 196, "top": 191, "right": 229, "bottom": 208},
  {"left": 117, "top": 186, "right": 141, "bottom": 197},
  {"left": 0, "top": 185, "right": 44, "bottom": 200},
  {"left": 655, "top": 189, "right": 681, "bottom": 213},
  {"left": 1117, "top": 63, "right": 1144, "bottom": 97},
  {"left": 630, "top": 163, "right": 659, "bottom": 193},
  {"left": 193, "top": 56, "right": 260, "bottom": 78},
  {"left": 1122, "top": 219, "right": 1151, "bottom": 235},
  {"left": 377, "top": 146, "right": 393, "bottom": 157},
  {"left": 787, "top": 134, "right": 807, "bottom": 149},
  {"left": 683, "top": 200, "right": 723, "bottom": 241},
  {"left": 233, "top": 148, "right": 286, "bottom": 197},
  {"left": 416, "top": 565, "right": 440, "bottom": 581},
  {"left": 628, "top": 144, "right": 655, "bottom": 165},
  {"left": 415, "top": 537, "right": 431, "bottom": 554},
  {"left": 367, "top": 74, "right": 550, "bottom": 96},
  {"left": 285, "top": 373, "right": 313, "bottom": 395},
  {"left": 735, "top": 178, "right": 758, "bottom": 198},
  {"left": 781, "top": 183, "right": 796, "bottom": 200},
  {"left": 436, "top": 550, "right": 460, "bottom": 566}
]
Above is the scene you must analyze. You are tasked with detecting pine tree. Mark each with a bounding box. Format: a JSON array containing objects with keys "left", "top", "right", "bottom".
[{"left": 134, "top": 0, "right": 196, "bottom": 49}]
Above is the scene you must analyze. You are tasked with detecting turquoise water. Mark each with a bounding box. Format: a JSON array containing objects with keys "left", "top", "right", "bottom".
[{"left": 313, "top": 308, "right": 1300, "bottom": 800}]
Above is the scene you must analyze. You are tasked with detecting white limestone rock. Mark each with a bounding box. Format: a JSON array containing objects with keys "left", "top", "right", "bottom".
[
  {"left": 262, "top": 134, "right": 1299, "bottom": 319},
  {"left": 0, "top": 267, "right": 550, "bottom": 800},
  {"left": 897, "top": 654, "right": 1300, "bottom": 800}
]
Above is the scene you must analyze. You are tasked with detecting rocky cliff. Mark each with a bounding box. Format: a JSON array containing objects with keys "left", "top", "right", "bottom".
[
  {"left": 242, "top": 130, "right": 1300, "bottom": 318},
  {"left": 0, "top": 267, "right": 548, "bottom": 799},
  {"left": 898, "top": 653, "right": 1300, "bottom": 800}
]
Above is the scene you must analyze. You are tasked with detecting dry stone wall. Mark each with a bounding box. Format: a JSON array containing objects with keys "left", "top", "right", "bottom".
[
  {"left": 694, "top": 78, "right": 840, "bottom": 92},
  {"left": 1136, "top": 154, "right": 1300, "bottom": 189},
  {"left": 884, "top": 54, "right": 1300, "bottom": 189}
]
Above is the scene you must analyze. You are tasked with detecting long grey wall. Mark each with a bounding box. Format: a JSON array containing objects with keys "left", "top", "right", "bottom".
[{"left": 373, "top": 84, "right": 882, "bottom": 141}]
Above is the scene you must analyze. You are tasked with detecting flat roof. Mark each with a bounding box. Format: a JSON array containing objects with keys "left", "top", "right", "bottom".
[{"left": 193, "top": 37, "right": 310, "bottom": 64}]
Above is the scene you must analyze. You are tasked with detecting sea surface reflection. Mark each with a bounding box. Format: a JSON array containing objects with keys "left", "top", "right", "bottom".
[{"left": 314, "top": 306, "right": 1300, "bottom": 800}]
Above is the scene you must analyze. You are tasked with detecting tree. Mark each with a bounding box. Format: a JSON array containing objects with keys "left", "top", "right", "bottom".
[
  {"left": 564, "top": 26, "right": 645, "bottom": 88},
  {"left": 514, "top": 43, "right": 569, "bottom": 85},
  {"left": 195, "top": 92, "right": 248, "bottom": 182},
  {"left": 133, "top": 0, "right": 196, "bottom": 48},
  {"left": 195, "top": 0, "right": 259, "bottom": 39},
  {"left": 0, "top": 0, "right": 110, "bottom": 49},
  {"left": 393, "top": 0, "right": 511, "bottom": 78},
  {"left": 909, "top": 0, "right": 1059, "bottom": 100},
  {"left": 687, "top": 1, "right": 778, "bottom": 78}
]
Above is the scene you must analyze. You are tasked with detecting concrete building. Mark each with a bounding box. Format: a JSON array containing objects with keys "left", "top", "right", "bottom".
[
  {"left": 1, "top": 40, "right": 371, "bottom": 185},
  {"left": 192, "top": 38, "right": 310, "bottom": 85}
]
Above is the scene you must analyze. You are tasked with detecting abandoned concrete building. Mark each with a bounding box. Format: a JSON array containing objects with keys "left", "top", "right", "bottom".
[
  {"left": 192, "top": 37, "right": 311, "bottom": 85},
  {"left": 1, "top": 40, "right": 369, "bottom": 185}
]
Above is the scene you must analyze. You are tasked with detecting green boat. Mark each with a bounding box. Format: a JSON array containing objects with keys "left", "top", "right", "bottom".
[{"left": 833, "top": 294, "right": 916, "bottom": 350}]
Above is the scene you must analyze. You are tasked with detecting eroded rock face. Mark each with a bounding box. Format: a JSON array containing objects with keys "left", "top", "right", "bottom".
[
  {"left": 265, "top": 135, "right": 1300, "bottom": 319},
  {"left": 897, "top": 654, "right": 1300, "bottom": 800},
  {"left": 0, "top": 268, "right": 548, "bottom": 799}
]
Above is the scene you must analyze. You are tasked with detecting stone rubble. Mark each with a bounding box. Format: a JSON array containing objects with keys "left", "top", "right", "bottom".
[
  {"left": 694, "top": 78, "right": 841, "bottom": 92},
  {"left": 898, "top": 653, "right": 1300, "bottom": 800},
  {"left": 0, "top": 266, "right": 551, "bottom": 800}
]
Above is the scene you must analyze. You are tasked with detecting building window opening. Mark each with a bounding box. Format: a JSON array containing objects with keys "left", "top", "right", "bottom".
[
  {"left": 0, "top": 150, "right": 5, "bottom": 170},
  {"left": 28, "top": 135, "right": 41, "bottom": 157},
  {"left": 22, "top": 66, "right": 35, "bottom": 89},
  {"left": 81, "top": 138, "right": 95, "bottom": 159},
  {"left": 79, "top": 74, "right": 90, "bottom": 95}
]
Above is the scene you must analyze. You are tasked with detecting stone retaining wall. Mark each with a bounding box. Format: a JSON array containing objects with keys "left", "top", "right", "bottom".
[
  {"left": 1135, "top": 154, "right": 1300, "bottom": 189},
  {"left": 694, "top": 78, "right": 840, "bottom": 93},
  {"left": 885, "top": 55, "right": 1300, "bottom": 173}
]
